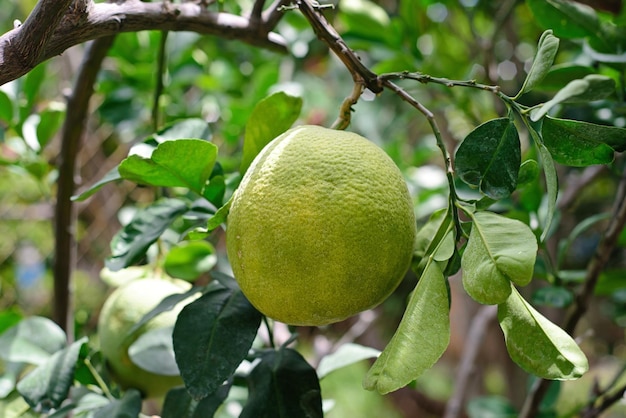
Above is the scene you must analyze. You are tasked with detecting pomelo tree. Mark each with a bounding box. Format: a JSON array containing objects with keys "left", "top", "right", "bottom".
[{"left": 1, "top": 0, "right": 626, "bottom": 417}]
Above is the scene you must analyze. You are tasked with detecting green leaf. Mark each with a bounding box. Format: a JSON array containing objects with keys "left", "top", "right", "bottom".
[
  {"left": 206, "top": 195, "right": 232, "bottom": 232},
  {"left": 36, "top": 107, "right": 64, "bottom": 149},
  {"left": 363, "top": 260, "right": 450, "bottom": 394},
  {"left": 317, "top": 343, "right": 380, "bottom": 379},
  {"left": 338, "top": 0, "right": 391, "bottom": 42},
  {"left": 152, "top": 118, "right": 211, "bottom": 143},
  {"left": 71, "top": 167, "right": 121, "bottom": 202},
  {"left": 164, "top": 241, "right": 217, "bottom": 281},
  {"left": 240, "top": 347, "right": 323, "bottom": 418},
  {"left": 0, "top": 390, "right": 39, "bottom": 418},
  {"left": 106, "top": 198, "right": 189, "bottom": 271},
  {"left": 542, "top": 117, "right": 626, "bottom": 166},
  {"left": 535, "top": 64, "right": 595, "bottom": 92},
  {"left": 128, "top": 326, "right": 179, "bottom": 376},
  {"left": 455, "top": 118, "right": 521, "bottom": 200},
  {"left": 0, "top": 317, "right": 66, "bottom": 365},
  {"left": 462, "top": 211, "right": 538, "bottom": 305},
  {"left": 240, "top": 92, "right": 302, "bottom": 174},
  {"left": 161, "top": 384, "right": 231, "bottom": 418},
  {"left": 532, "top": 286, "right": 573, "bottom": 308},
  {"left": 0, "top": 363, "right": 25, "bottom": 398},
  {"left": 92, "top": 389, "right": 142, "bottom": 418},
  {"left": 517, "top": 30, "right": 560, "bottom": 97},
  {"left": 0, "top": 90, "right": 14, "bottom": 123},
  {"left": 22, "top": 63, "right": 46, "bottom": 115},
  {"left": 527, "top": 0, "right": 601, "bottom": 40},
  {"left": 498, "top": 286, "right": 588, "bottom": 379},
  {"left": 119, "top": 139, "right": 218, "bottom": 197},
  {"left": 517, "top": 159, "right": 540, "bottom": 187},
  {"left": 531, "top": 75, "right": 615, "bottom": 121},
  {"left": 17, "top": 338, "right": 87, "bottom": 413},
  {"left": 173, "top": 284, "right": 262, "bottom": 400}
]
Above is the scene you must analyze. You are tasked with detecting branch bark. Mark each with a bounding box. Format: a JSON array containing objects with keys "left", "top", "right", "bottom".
[{"left": 0, "top": 0, "right": 287, "bottom": 86}]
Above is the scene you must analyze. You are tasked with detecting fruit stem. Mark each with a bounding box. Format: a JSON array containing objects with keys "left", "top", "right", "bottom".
[
  {"left": 263, "top": 316, "right": 275, "bottom": 349},
  {"left": 331, "top": 82, "right": 364, "bottom": 130},
  {"left": 84, "top": 356, "right": 115, "bottom": 400}
]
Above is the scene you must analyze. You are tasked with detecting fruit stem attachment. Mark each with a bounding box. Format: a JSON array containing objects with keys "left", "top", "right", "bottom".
[
  {"left": 331, "top": 82, "right": 364, "bottom": 130},
  {"left": 263, "top": 316, "right": 275, "bottom": 349}
]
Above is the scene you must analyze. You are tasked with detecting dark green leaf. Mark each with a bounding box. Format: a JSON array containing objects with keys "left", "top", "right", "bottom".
[
  {"left": 164, "top": 241, "right": 217, "bottom": 281},
  {"left": 462, "top": 211, "right": 537, "bottom": 305},
  {"left": 240, "top": 92, "right": 302, "bottom": 174},
  {"left": 119, "top": 139, "right": 218, "bottom": 196},
  {"left": 532, "top": 286, "right": 574, "bottom": 308},
  {"left": 36, "top": 108, "right": 64, "bottom": 148},
  {"left": 128, "top": 326, "right": 179, "bottom": 376},
  {"left": 0, "top": 310, "right": 22, "bottom": 336},
  {"left": 106, "top": 198, "right": 189, "bottom": 271},
  {"left": 498, "top": 286, "right": 588, "bottom": 379},
  {"left": 531, "top": 75, "right": 615, "bottom": 121},
  {"left": 0, "top": 90, "right": 14, "bottom": 123},
  {"left": 317, "top": 343, "right": 380, "bottom": 379},
  {"left": 517, "top": 30, "right": 560, "bottom": 97},
  {"left": 0, "top": 317, "right": 66, "bottom": 365},
  {"left": 535, "top": 64, "right": 595, "bottom": 92},
  {"left": 71, "top": 167, "right": 121, "bottom": 202},
  {"left": 173, "top": 284, "right": 262, "bottom": 400},
  {"left": 240, "top": 347, "right": 323, "bottom": 418},
  {"left": 527, "top": 0, "right": 601, "bottom": 40},
  {"left": 17, "top": 338, "right": 87, "bottom": 413},
  {"left": 455, "top": 118, "right": 521, "bottom": 200},
  {"left": 161, "top": 383, "right": 231, "bottom": 418},
  {"left": 363, "top": 260, "right": 450, "bottom": 394},
  {"left": 92, "top": 389, "right": 142, "bottom": 418},
  {"left": 517, "top": 159, "right": 540, "bottom": 187}
]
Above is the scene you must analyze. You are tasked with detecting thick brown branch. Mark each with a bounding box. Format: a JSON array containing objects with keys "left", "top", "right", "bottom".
[{"left": 0, "top": 0, "right": 287, "bottom": 86}]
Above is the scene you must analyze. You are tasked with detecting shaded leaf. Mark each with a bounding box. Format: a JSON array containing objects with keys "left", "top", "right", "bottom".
[
  {"left": 164, "top": 241, "right": 217, "bottom": 281},
  {"left": 0, "top": 90, "right": 13, "bottom": 123},
  {"left": 240, "top": 92, "right": 302, "bottom": 174},
  {"left": 161, "top": 383, "right": 231, "bottom": 418},
  {"left": 173, "top": 284, "right": 261, "bottom": 400},
  {"left": 455, "top": 118, "right": 521, "bottom": 200},
  {"left": 517, "top": 159, "right": 539, "bottom": 187},
  {"left": 129, "top": 326, "right": 179, "bottom": 376},
  {"left": 535, "top": 64, "right": 595, "bottom": 92},
  {"left": 363, "top": 260, "right": 450, "bottom": 394},
  {"left": 498, "top": 286, "right": 588, "bottom": 379},
  {"left": 17, "top": 338, "right": 87, "bottom": 413},
  {"left": 527, "top": 0, "right": 601, "bottom": 40},
  {"left": 532, "top": 286, "right": 573, "bottom": 308},
  {"left": 462, "top": 212, "right": 537, "bottom": 305},
  {"left": 532, "top": 125, "right": 559, "bottom": 241},
  {"left": 240, "top": 348, "right": 323, "bottom": 418},
  {"left": 106, "top": 198, "right": 189, "bottom": 271},
  {"left": 317, "top": 343, "right": 380, "bottom": 379},
  {"left": 92, "top": 389, "right": 142, "bottom": 418},
  {"left": 71, "top": 167, "right": 121, "bottom": 202},
  {"left": 517, "top": 30, "right": 560, "bottom": 97},
  {"left": 0, "top": 317, "right": 66, "bottom": 365},
  {"left": 467, "top": 396, "right": 517, "bottom": 418}
]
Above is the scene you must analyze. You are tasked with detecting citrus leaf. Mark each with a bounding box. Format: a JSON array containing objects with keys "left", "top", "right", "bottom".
[
  {"left": 0, "top": 363, "right": 25, "bottom": 398},
  {"left": 517, "top": 159, "right": 539, "bottom": 187},
  {"left": 240, "top": 92, "right": 302, "bottom": 174},
  {"left": 363, "top": 260, "right": 450, "bottom": 394},
  {"left": 162, "top": 383, "right": 231, "bottom": 418},
  {"left": 0, "top": 90, "right": 14, "bottom": 123},
  {"left": 173, "top": 284, "right": 261, "bottom": 400},
  {"left": 536, "top": 139, "right": 559, "bottom": 241},
  {"left": 92, "top": 389, "right": 142, "bottom": 418},
  {"left": 517, "top": 30, "right": 560, "bottom": 97},
  {"left": 0, "top": 317, "right": 66, "bottom": 365},
  {"left": 119, "top": 139, "right": 218, "bottom": 196},
  {"left": 240, "top": 347, "right": 323, "bottom": 418},
  {"left": 149, "top": 118, "right": 212, "bottom": 144},
  {"left": 17, "top": 337, "right": 87, "bottom": 413},
  {"left": 164, "top": 241, "right": 217, "bottom": 281},
  {"left": 317, "top": 343, "right": 381, "bottom": 379},
  {"left": 128, "top": 326, "right": 179, "bottom": 376},
  {"left": 71, "top": 167, "right": 121, "bottom": 202},
  {"left": 535, "top": 64, "right": 595, "bottom": 92},
  {"left": 498, "top": 286, "right": 588, "bottom": 379},
  {"left": 462, "top": 211, "right": 538, "bottom": 305},
  {"left": 530, "top": 75, "right": 615, "bottom": 121},
  {"left": 455, "top": 118, "right": 521, "bottom": 200},
  {"left": 527, "top": 0, "right": 600, "bottom": 40},
  {"left": 106, "top": 198, "right": 189, "bottom": 271}
]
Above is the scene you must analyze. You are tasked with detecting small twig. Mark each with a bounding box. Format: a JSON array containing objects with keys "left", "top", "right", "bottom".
[
  {"left": 379, "top": 72, "right": 500, "bottom": 94},
  {"left": 152, "top": 30, "right": 169, "bottom": 131},
  {"left": 444, "top": 305, "right": 498, "bottom": 418},
  {"left": 581, "top": 381, "right": 626, "bottom": 418},
  {"left": 53, "top": 36, "right": 115, "bottom": 339},
  {"left": 262, "top": 0, "right": 293, "bottom": 29},
  {"left": 330, "top": 82, "right": 363, "bottom": 130}
]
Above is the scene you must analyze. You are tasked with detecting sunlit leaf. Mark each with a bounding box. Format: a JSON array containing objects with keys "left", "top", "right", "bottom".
[
  {"left": 317, "top": 343, "right": 380, "bottom": 379},
  {"left": 164, "top": 241, "right": 217, "bottom": 281},
  {"left": 0, "top": 317, "right": 66, "bottom": 366},
  {"left": 498, "top": 286, "right": 588, "bottom": 379}
]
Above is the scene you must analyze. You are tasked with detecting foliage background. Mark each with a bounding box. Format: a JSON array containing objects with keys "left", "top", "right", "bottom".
[{"left": 2, "top": 0, "right": 626, "bottom": 416}]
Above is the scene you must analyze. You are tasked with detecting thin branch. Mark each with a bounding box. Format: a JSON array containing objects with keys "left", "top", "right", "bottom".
[
  {"left": 582, "top": 381, "right": 626, "bottom": 418},
  {"left": 263, "top": 0, "right": 292, "bottom": 29},
  {"left": 444, "top": 305, "right": 498, "bottom": 418},
  {"left": 521, "top": 167, "right": 626, "bottom": 418},
  {"left": 0, "top": 0, "right": 287, "bottom": 86},
  {"left": 152, "top": 30, "right": 169, "bottom": 131},
  {"left": 53, "top": 35, "right": 115, "bottom": 339}
]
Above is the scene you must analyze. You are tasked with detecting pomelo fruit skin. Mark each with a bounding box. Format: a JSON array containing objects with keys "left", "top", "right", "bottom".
[
  {"left": 227, "top": 125, "right": 416, "bottom": 326},
  {"left": 97, "top": 277, "right": 191, "bottom": 398}
]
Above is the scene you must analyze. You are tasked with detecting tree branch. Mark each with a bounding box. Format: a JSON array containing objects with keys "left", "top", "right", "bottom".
[
  {"left": 53, "top": 35, "right": 115, "bottom": 339},
  {"left": 0, "top": 0, "right": 287, "bottom": 86}
]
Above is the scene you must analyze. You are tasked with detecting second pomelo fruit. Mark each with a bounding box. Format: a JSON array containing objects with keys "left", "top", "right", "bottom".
[
  {"left": 227, "top": 125, "right": 416, "bottom": 326},
  {"left": 98, "top": 277, "right": 192, "bottom": 398}
]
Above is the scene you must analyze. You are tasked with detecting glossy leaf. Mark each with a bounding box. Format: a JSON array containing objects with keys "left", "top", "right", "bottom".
[
  {"left": 455, "top": 118, "right": 521, "bottom": 200},
  {"left": 517, "top": 30, "right": 559, "bottom": 97},
  {"left": 92, "top": 389, "right": 142, "bottom": 418},
  {"left": 240, "top": 348, "right": 323, "bottom": 418},
  {"left": 531, "top": 75, "right": 615, "bottom": 121},
  {"left": 498, "top": 286, "right": 588, "bottom": 379},
  {"left": 317, "top": 343, "right": 381, "bottom": 379},
  {"left": 106, "top": 198, "right": 189, "bottom": 271},
  {"left": 527, "top": 0, "right": 600, "bottom": 40},
  {"left": 161, "top": 383, "right": 231, "bottom": 418},
  {"left": 17, "top": 338, "right": 87, "bottom": 413},
  {"left": 164, "top": 241, "right": 217, "bottom": 281},
  {"left": 173, "top": 284, "right": 261, "bottom": 400},
  {"left": 119, "top": 139, "right": 218, "bottom": 198},
  {"left": 240, "top": 92, "right": 302, "bottom": 174},
  {"left": 0, "top": 317, "right": 66, "bottom": 365},
  {"left": 462, "top": 211, "right": 538, "bottom": 305},
  {"left": 363, "top": 260, "right": 450, "bottom": 394},
  {"left": 128, "top": 326, "right": 179, "bottom": 376}
]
